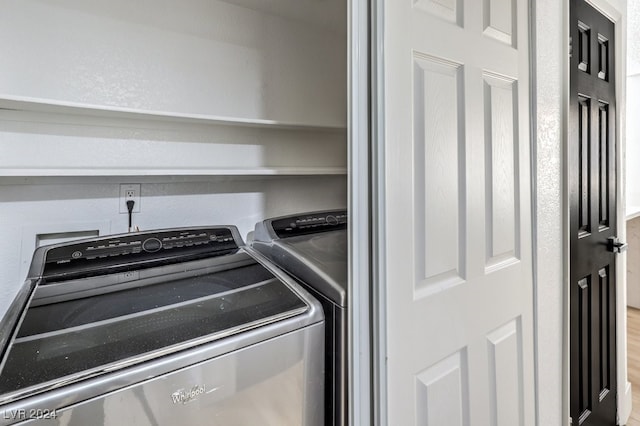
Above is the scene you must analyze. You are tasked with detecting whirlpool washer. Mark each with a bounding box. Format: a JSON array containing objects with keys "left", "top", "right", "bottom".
[
  {"left": 0, "top": 226, "right": 324, "bottom": 425},
  {"left": 251, "top": 210, "right": 347, "bottom": 426}
]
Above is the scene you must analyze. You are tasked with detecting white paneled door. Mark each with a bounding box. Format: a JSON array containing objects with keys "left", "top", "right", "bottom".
[{"left": 379, "top": 0, "right": 534, "bottom": 424}]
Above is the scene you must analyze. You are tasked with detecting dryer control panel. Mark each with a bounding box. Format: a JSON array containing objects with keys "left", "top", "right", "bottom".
[{"left": 271, "top": 210, "right": 347, "bottom": 238}]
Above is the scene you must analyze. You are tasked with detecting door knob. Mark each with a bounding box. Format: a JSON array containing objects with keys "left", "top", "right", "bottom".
[{"left": 607, "top": 237, "right": 628, "bottom": 253}]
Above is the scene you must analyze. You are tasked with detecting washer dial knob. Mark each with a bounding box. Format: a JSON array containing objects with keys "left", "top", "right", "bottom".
[{"left": 142, "top": 238, "right": 162, "bottom": 253}]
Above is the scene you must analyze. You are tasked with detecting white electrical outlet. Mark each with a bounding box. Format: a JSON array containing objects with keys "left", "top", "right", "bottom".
[{"left": 119, "top": 183, "right": 141, "bottom": 213}]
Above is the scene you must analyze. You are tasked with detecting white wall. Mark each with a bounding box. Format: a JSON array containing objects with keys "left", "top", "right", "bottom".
[
  {"left": 533, "top": 0, "right": 565, "bottom": 423},
  {"left": 627, "top": 0, "right": 640, "bottom": 209},
  {"left": 0, "top": 0, "right": 347, "bottom": 127},
  {"left": 627, "top": 0, "right": 640, "bottom": 212},
  {"left": 626, "top": 0, "right": 640, "bottom": 309},
  {"left": 627, "top": 73, "right": 640, "bottom": 209}
]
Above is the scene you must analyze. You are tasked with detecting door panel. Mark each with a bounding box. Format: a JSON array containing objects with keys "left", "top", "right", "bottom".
[
  {"left": 382, "top": 0, "right": 534, "bottom": 424},
  {"left": 569, "top": 1, "right": 617, "bottom": 425},
  {"left": 413, "top": 54, "right": 465, "bottom": 294}
]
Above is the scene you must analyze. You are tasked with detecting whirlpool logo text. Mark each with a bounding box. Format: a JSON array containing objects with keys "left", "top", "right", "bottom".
[{"left": 171, "top": 385, "right": 206, "bottom": 404}]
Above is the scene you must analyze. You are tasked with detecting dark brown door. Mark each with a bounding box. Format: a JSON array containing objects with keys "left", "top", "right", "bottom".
[{"left": 569, "top": 1, "right": 619, "bottom": 425}]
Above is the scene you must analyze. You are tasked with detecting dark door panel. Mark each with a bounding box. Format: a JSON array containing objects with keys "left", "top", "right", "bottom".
[{"left": 569, "top": 1, "right": 617, "bottom": 425}]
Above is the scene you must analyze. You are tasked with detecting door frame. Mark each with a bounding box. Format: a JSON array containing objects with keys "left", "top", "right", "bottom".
[
  {"left": 562, "top": 0, "right": 629, "bottom": 424},
  {"left": 348, "top": 0, "right": 373, "bottom": 424}
]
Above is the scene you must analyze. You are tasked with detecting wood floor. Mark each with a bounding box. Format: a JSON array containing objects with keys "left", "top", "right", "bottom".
[{"left": 627, "top": 308, "right": 640, "bottom": 425}]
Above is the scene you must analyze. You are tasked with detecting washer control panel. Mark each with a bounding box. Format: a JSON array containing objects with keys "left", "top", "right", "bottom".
[
  {"left": 271, "top": 210, "right": 347, "bottom": 238},
  {"left": 42, "top": 227, "right": 239, "bottom": 280}
]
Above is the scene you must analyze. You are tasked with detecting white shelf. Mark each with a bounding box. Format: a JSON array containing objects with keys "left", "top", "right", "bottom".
[
  {"left": 0, "top": 167, "right": 348, "bottom": 178},
  {"left": 0, "top": 96, "right": 346, "bottom": 132}
]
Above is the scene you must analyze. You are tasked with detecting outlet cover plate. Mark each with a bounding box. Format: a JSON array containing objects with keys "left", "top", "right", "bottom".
[{"left": 119, "top": 183, "right": 141, "bottom": 213}]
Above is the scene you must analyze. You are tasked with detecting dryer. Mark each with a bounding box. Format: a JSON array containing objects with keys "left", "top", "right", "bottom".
[
  {"left": 0, "top": 226, "right": 324, "bottom": 425},
  {"left": 251, "top": 210, "right": 347, "bottom": 426}
]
